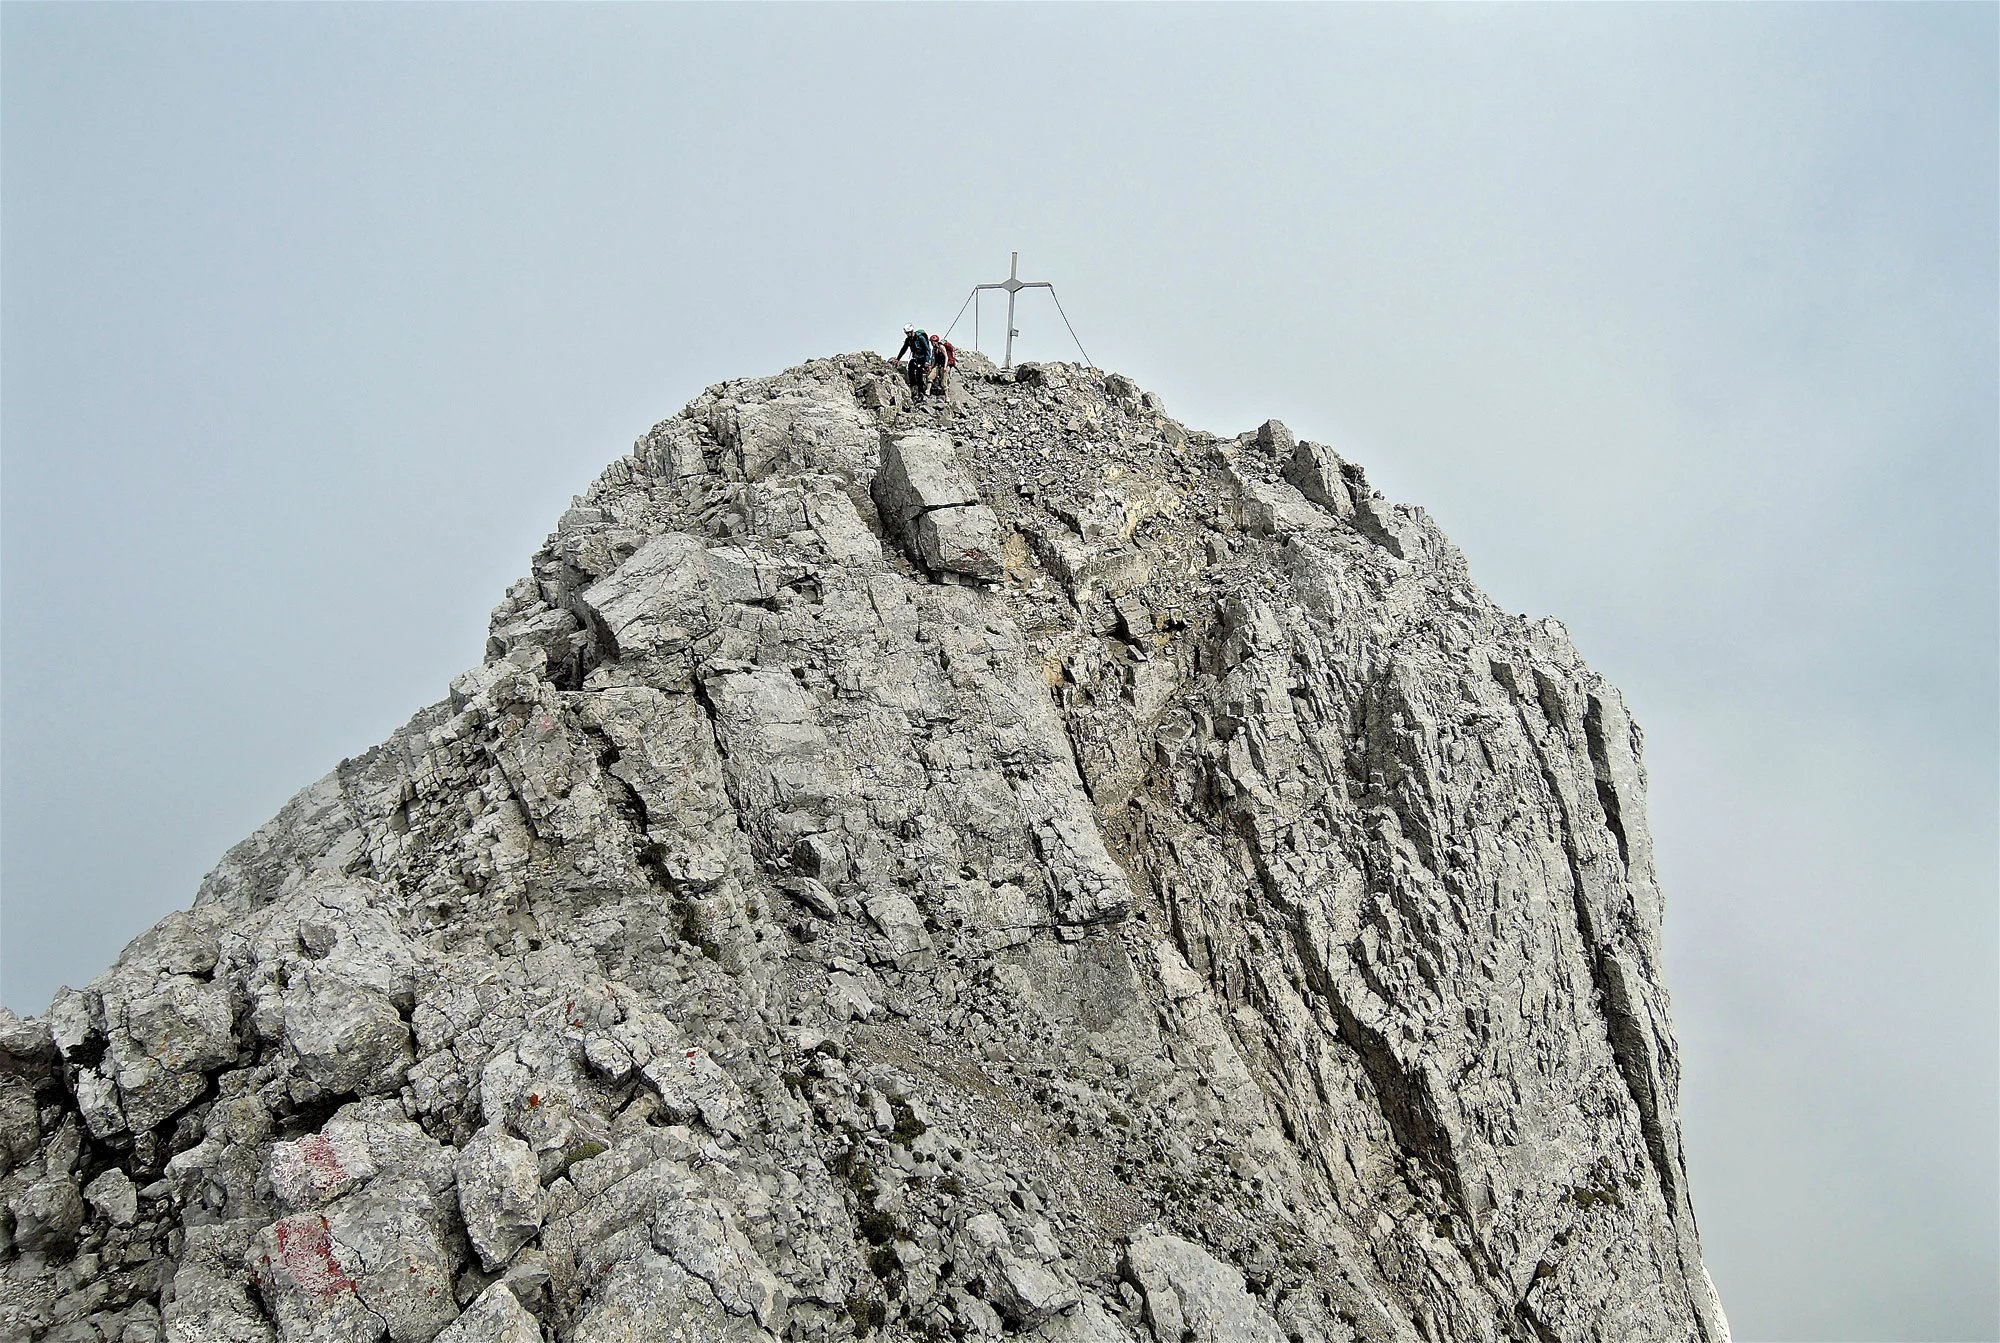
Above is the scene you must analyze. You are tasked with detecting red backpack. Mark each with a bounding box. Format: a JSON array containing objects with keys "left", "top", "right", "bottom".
[{"left": 933, "top": 337, "right": 957, "bottom": 367}]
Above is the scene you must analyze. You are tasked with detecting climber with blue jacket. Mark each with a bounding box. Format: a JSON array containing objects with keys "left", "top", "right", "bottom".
[{"left": 893, "top": 324, "right": 933, "bottom": 398}]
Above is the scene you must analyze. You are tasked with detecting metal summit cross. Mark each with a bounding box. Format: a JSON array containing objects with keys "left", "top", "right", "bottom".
[
  {"left": 974, "top": 252, "right": 1052, "bottom": 370},
  {"left": 943, "top": 251, "right": 1095, "bottom": 370}
]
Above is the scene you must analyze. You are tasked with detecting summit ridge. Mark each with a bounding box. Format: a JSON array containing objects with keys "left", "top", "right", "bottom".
[{"left": 0, "top": 351, "right": 1729, "bottom": 1343}]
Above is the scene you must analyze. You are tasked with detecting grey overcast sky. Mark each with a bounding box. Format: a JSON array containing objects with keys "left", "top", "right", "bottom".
[{"left": 3, "top": 5, "right": 1993, "bottom": 1339}]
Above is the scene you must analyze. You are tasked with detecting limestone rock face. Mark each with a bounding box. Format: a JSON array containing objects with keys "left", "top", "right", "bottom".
[{"left": 0, "top": 353, "right": 1729, "bottom": 1343}]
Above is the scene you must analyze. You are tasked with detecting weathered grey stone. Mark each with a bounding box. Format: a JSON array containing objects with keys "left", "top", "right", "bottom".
[
  {"left": 873, "top": 431, "right": 1005, "bottom": 580},
  {"left": 0, "top": 1073, "right": 40, "bottom": 1176},
  {"left": 100, "top": 972, "right": 237, "bottom": 1132},
  {"left": 576, "top": 533, "right": 719, "bottom": 679},
  {"left": 164, "top": 1220, "right": 277, "bottom": 1343},
  {"left": 82, "top": 1169, "right": 137, "bottom": 1227},
  {"left": 1253, "top": 418, "right": 1295, "bottom": 455},
  {"left": 281, "top": 971, "right": 413, "bottom": 1098},
  {"left": 874, "top": 430, "right": 977, "bottom": 520},
  {"left": 863, "top": 890, "right": 934, "bottom": 967},
  {"left": 251, "top": 1178, "right": 457, "bottom": 1343},
  {"left": 268, "top": 1119, "right": 376, "bottom": 1209},
  {"left": 1124, "top": 1235, "right": 1286, "bottom": 1343},
  {"left": 1349, "top": 490, "right": 1415, "bottom": 558},
  {"left": 802, "top": 480, "right": 882, "bottom": 566},
  {"left": 0, "top": 1007, "right": 54, "bottom": 1067},
  {"left": 7, "top": 1165, "right": 85, "bottom": 1252},
  {"left": 1229, "top": 467, "right": 1328, "bottom": 538},
  {"left": 1280, "top": 438, "right": 1356, "bottom": 521},
  {"left": 914, "top": 501, "right": 1005, "bottom": 582},
  {"left": 958, "top": 1212, "right": 1080, "bottom": 1328},
  {"left": 456, "top": 1127, "right": 543, "bottom": 1271},
  {"left": 1035, "top": 1298, "right": 1137, "bottom": 1343},
  {"left": 649, "top": 1192, "right": 786, "bottom": 1329},
  {"left": 638, "top": 1040, "right": 743, "bottom": 1136},
  {"left": 566, "top": 1252, "right": 779, "bottom": 1343},
  {"left": 115, "top": 906, "right": 228, "bottom": 979},
  {"left": 434, "top": 1282, "right": 541, "bottom": 1343}
]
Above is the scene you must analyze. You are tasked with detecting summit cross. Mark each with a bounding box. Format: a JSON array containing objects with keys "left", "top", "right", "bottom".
[{"left": 974, "top": 251, "right": 1053, "bottom": 370}]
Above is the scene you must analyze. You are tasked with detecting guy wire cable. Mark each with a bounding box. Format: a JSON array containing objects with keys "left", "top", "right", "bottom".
[
  {"left": 1048, "top": 287, "right": 1095, "bottom": 369},
  {"left": 941, "top": 289, "right": 976, "bottom": 342}
]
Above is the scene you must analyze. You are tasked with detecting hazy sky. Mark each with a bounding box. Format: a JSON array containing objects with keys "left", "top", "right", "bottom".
[{"left": 3, "top": 6, "right": 1993, "bottom": 1339}]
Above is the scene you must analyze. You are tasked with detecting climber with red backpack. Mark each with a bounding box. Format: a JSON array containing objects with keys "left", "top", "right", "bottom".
[
  {"left": 894, "top": 325, "right": 933, "bottom": 398},
  {"left": 928, "top": 334, "right": 957, "bottom": 398}
]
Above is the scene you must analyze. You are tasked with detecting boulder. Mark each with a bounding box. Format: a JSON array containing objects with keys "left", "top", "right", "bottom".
[
  {"left": 83, "top": 1167, "right": 138, "bottom": 1226},
  {"left": 864, "top": 889, "right": 934, "bottom": 967},
  {"left": 455, "top": 1127, "right": 544, "bottom": 1271},
  {"left": 251, "top": 1178, "right": 458, "bottom": 1343},
  {"left": 0, "top": 1073, "right": 40, "bottom": 1176},
  {"left": 435, "top": 1282, "right": 542, "bottom": 1343},
  {"left": 576, "top": 533, "right": 720, "bottom": 677},
  {"left": 873, "top": 432, "right": 1005, "bottom": 581},
  {"left": 269, "top": 1119, "right": 377, "bottom": 1209},
  {"left": 102, "top": 972, "right": 238, "bottom": 1131},
  {"left": 1253, "top": 418, "right": 1295, "bottom": 454},
  {"left": 1122, "top": 1234, "right": 1286, "bottom": 1343},
  {"left": 1035, "top": 1298, "right": 1138, "bottom": 1343},
  {"left": 165, "top": 1220, "right": 279, "bottom": 1343},
  {"left": 281, "top": 971, "right": 414, "bottom": 1098},
  {"left": 1280, "top": 438, "right": 1356, "bottom": 521},
  {"left": 958, "top": 1211, "right": 1080, "bottom": 1328}
]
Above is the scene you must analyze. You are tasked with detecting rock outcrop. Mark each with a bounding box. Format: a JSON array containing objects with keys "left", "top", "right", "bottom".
[{"left": 0, "top": 351, "right": 1730, "bottom": 1343}]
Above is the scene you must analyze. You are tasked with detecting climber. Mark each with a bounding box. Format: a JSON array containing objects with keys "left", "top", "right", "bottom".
[
  {"left": 929, "top": 333, "right": 957, "bottom": 398},
  {"left": 893, "top": 325, "right": 933, "bottom": 398}
]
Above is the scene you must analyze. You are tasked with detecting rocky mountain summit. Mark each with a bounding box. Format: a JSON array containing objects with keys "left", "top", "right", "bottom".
[{"left": 1, "top": 351, "right": 1730, "bottom": 1343}]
